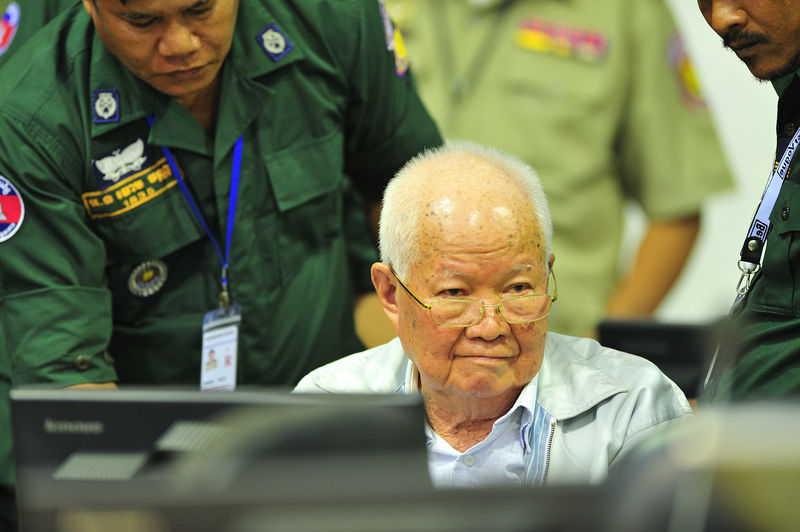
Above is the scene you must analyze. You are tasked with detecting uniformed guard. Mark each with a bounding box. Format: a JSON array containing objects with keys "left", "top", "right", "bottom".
[{"left": 0, "top": 0, "right": 441, "bottom": 529}]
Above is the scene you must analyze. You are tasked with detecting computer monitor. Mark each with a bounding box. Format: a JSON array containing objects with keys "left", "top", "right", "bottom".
[{"left": 10, "top": 387, "right": 430, "bottom": 530}]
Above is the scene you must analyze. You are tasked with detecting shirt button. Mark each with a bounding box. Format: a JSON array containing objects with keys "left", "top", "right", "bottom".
[
  {"left": 784, "top": 123, "right": 797, "bottom": 136},
  {"left": 462, "top": 454, "right": 475, "bottom": 467},
  {"left": 782, "top": 205, "right": 790, "bottom": 221},
  {"left": 74, "top": 354, "right": 92, "bottom": 371},
  {"left": 102, "top": 350, "right": 114, "bottom": 365}
]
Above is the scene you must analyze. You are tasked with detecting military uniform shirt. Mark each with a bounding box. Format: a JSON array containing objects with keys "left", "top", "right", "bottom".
[
  {"left": 0, "top": 0, "right": 440, "bottom": 431},
  {"left": 390, "top": 0, "right": 733, "bottom": 335}
]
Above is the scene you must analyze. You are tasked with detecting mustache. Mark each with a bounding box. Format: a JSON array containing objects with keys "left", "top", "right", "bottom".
[{"left": 721, "top": 28, "right": 770, "bottom": 50}]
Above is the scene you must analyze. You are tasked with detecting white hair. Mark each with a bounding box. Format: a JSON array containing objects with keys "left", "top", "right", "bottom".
[{"left": 379, "top": 141, "right": 553, "bottom": 278}]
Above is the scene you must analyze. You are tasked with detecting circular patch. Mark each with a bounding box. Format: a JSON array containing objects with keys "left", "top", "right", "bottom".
[
  {"left": 128, "top": 260, "right": 168, "bottom": 298},
  {"left": 0, "top": 174, "right": 24, "bottom": 243},
  {"left": 0, "top": 3, "right": 20, "bottom": 57}
]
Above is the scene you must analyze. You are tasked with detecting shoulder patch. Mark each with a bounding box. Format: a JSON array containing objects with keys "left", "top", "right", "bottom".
[
  {"left": 0, "top": 174, "right": 24, "bottom": 243},
  {"left": 93, "top": 89, "right": 120, "bottom": 123},
  {"left": 379, "top": 1, "right": 409, "bottom": 77},
  {"left": 256, "top": 23, "right": 293, "bottom": 62},
  {"left": 668, "top": 34, "right": 707, "bottom": 111},
  {"left": 0, "top": 2, "right": 20, "bottom": 57}
]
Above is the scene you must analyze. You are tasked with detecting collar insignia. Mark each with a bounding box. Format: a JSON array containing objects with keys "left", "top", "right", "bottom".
[
  {"left": 0, "top": 174, "right": 24, "bottom": 243},
  {"left": 0, "top": 2, "right": 20, "bottom": 57},
  {"left": 256, "top": 23, "right": 293, "bottom": 62},
  {"left": 93, "top": 89, "right": 120, "bottom": 123}
]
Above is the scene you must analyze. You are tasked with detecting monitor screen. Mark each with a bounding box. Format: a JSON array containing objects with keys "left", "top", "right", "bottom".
[{"left": 10, "top": 387, "right": 430, "bottom": 530}]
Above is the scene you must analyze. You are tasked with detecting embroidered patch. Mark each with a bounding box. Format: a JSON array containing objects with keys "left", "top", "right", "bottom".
[
  {"left": 379, "top": 1, "right": 409, "bottom": 77},
  {"left": 0, "top": 174, "right": 24, "bottom": 242},
  {"left": 392, "top": 27, "right": 410, "bottom": 77},
  {"left": 128, "top": 260, "right": 168, "bottom": 297},
  {"left": 92, "top": 138, "right": 153, "bottom": 190},
  {"left": 81, "top": 157, "right": 179, "bottom": 218},
  {"left": 92, "top": 89, "right": 120, "bottom": 123},
  {"left": 0, "top": 2, "right": 19, "bottom": 57},
  {"left": 379, "top": 0, "right": 394, "bottom": 50},
  {"left": 513, "top": 16, "right": 607, "bottom": 63},
  {"left": 256, "top": 23, "right": 293, "bottom": 62},
  {"left": 668, "top": 34, "right": 707, "bottom": 111}
]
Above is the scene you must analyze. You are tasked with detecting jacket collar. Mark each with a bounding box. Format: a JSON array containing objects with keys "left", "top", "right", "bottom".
[{"left": 536, "top": 332, "right": 627, "bottom": 420}]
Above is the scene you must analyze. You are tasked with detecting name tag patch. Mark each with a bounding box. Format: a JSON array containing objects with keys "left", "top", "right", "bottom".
[{"left": 82, "top": 157, "right": 179, "bottom": 218}]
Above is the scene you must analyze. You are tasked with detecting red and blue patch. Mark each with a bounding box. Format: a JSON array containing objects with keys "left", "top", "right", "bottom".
[
  {"left": 0, "top": 175, "right": 24, "bottom": 243},
  {"left": 0, "top": 2, "right": 20, "bottom": 57}
]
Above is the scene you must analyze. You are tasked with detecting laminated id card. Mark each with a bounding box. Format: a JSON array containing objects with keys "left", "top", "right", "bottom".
[{"left": 201, "top": 304, "right": 241, "bottom": 391}]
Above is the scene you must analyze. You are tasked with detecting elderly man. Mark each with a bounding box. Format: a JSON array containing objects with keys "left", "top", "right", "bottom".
[
  {"left": 698, "top": 1, "right": 800, "bottom": 400},
  {"left": 295, "top": 143, "right": 691, "bottom": 488}
]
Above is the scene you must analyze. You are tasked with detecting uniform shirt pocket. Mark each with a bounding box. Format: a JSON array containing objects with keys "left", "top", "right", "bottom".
[{"left": 263, "top": 131, "right": 345, "bottom": 285}]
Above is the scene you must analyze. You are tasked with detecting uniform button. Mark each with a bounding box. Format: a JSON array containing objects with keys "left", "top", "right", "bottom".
[
  {"left": 784, "top": 123, "right": 797, "bottom": 136},
  {"left": 782, "top": 205, "right": 790, "bottom": 221},
  {"left": 74, "top": 354, "right": 92, "bottom": 371},
  {"left": 102, "top": 350, "right": 114, "bottom": 365},
  {"left": 462, "top": 454, "right": 475, "bottom": 467}
]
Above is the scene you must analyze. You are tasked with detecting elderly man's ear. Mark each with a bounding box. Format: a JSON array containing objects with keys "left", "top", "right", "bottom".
[{"left": 371, "top": 262, "right": 401, "bottom": 330}]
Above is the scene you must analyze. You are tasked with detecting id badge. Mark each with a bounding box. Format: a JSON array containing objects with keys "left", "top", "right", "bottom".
[{"left": 201, "top": 304, "right": 242, "bottom": 391}]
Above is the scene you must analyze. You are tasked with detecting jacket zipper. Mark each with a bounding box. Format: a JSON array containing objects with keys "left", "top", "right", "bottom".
[{"left": 541, "top": 420, "right": 556, "bottom": 485}]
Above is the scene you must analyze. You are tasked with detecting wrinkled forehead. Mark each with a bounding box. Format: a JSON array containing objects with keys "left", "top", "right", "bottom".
[{"left": 415, "top": 157, "right": 540, "bottom": 236}]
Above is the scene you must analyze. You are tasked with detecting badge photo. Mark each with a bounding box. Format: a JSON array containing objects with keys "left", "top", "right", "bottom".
[{"left": 0, "top": 174, "right": 24, "bottom": 243}]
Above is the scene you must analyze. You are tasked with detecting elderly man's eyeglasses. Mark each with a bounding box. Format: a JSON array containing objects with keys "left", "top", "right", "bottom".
[{"left": 390, "top": 266, "right": 557, "bottom": 328}]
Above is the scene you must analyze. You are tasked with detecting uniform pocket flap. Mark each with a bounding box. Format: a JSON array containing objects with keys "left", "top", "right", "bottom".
[{"left": 264, "top": 131, "right": 343, "bottom": 212}]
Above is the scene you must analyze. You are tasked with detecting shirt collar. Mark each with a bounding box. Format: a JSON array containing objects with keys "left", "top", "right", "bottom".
[{"left": 772, "top": 71, "right": 800, "bottom": 97}]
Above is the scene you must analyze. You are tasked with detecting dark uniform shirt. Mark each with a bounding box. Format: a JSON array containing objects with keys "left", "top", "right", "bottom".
[
  {"left": 714, "top": 72, "right": 800, "bottom": 400},
  {"left": 0, "top": 0, "right": 440, "bottom": 490}
]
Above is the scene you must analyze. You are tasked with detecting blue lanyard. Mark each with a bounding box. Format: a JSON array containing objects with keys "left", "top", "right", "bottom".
[{"left": 146, "top": 116, "right": 243, "bottom": 310}]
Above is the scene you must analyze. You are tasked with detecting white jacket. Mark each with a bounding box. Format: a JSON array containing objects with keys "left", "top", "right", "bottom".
[{"left": 294, "top": 332, "right": 692, "bottom": 485}]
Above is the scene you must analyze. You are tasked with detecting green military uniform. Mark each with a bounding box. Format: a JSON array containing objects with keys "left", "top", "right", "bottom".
[
  {"left": 0, "top": 0, "right": 440, "bottom": 514},
  {"left": 715, "top": 73, "right": 800, "bottom": 400},
  {"left": 388, "top": 0, "right": 733, "bottom": 336}
]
